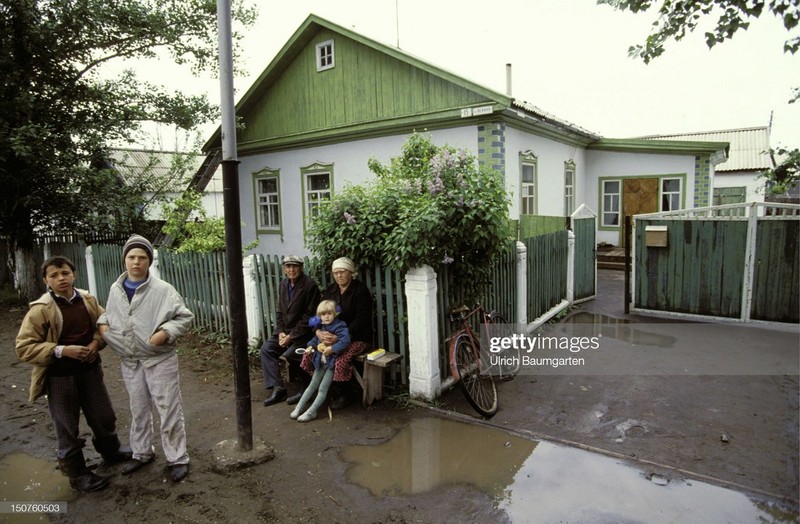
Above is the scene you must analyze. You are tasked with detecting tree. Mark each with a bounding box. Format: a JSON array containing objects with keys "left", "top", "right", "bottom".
[
  {"left": 0, "top": 0, "right": 256, "bottom": 299},
  {"left": 161, "top": 189, "right": 226, "bottom": 253},
  {"left": 600, "top": 0, "right": 800, "bottom": 192},
  {"left": 599, "top": 0, "right": 799, "bottom": 65},
  {"left": 306, "top": 133, "right": 511, "bottom": 302}
]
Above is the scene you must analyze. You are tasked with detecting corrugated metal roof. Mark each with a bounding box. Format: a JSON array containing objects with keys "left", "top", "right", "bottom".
[
  {"left": 106, "top": 149, "right": 210, "bottom": 192},
  {"left": 638, "top": 126, "right": 773, "bottom": 172},
  {"left": 511, "top": 99, "right": 600, "bottom": 139}
]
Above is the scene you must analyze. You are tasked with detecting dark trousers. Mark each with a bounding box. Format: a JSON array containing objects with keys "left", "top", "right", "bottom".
[
  {"left": 259, "top": 336, "right": 306, "bottom": 389},
  {"left": 46, "top": 364, "right": 120, "bottom": 460}
]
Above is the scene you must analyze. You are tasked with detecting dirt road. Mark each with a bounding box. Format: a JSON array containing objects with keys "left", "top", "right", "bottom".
[{"left": 1, "top": 297, "right": 798, "bottom": 523}]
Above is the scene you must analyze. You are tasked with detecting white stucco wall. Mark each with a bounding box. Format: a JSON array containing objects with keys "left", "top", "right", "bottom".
[
  {"left": 585, "top": 150, "right": 699, "bottom": 246},
  {"left": 504, "top": 127, "right": 588, "bottom": 219},
  {"left": 238, "top": 127, "right": 478, "bottom": 257},
  {"left": 714, "top": 171, "right": 765, "bottom": 203}
]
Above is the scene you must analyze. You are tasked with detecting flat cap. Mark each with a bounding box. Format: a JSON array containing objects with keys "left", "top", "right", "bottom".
[{"left": 282, "top": 254, "right": 304, "bottom": 266}]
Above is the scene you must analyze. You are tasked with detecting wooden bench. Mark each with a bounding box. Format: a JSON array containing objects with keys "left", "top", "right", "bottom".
[{"left": 353, "top": 351, "right": 403, "bottom": 407}]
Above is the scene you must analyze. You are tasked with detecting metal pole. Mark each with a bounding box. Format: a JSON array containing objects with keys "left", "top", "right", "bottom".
[{"left": 217, "top": 0, "right": 252, "bottom": 451}]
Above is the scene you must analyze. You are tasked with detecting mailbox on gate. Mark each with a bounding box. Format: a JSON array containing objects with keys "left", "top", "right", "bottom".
[{"left": 645, "top": 225, "right": 668, "bottom": 247}]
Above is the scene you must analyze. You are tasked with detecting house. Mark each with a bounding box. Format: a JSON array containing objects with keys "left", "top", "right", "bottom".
[
  {"left": 639, "top": 126, "right": 774, "bottom": 205},
  {"left": 202, "top": 14, "right": 729, "bottom": 253},
  {"left": 104, "top": 148, "right": 224, "bottom": 224}
]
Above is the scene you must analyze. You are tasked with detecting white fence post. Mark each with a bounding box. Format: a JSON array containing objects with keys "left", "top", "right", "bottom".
[
  {"left": 243, "top": 255, "right": 261, "bottom": 347},
  {"left": 566, "top": 229, "right": 575, "bottom": 303},
  {"left": 515, "top": 241, "right": 527, "bottom": 328},
  {"left": 404, "top": 265, "right": 440, "bottom": 400},
  {"left": 150, "top": 249, "right": 161, "bottom": 280},
  {"left": 85, "top": 245, "right": 98, "bottom": 297},
  {"left": 740, "top": 202, "right": 759, "bottom": 322}
]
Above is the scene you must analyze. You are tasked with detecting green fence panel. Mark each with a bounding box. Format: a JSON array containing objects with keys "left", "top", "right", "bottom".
[
  {"left": 752, "top": 219, "right": 800, "bottom": 322},
  {"left": 573, "top": 217, "right": 596, "bottom": 300},
  {"left": 91, "top": 244, "right": 125, "bottom": 307},
  {"left": 525, "top": 230, "right": 568, "bottom": 321},
  {"left": 158, "top": 250, "right": 229, "bottom": 335},
  {"left": 635, "top": 220, "right": 746, "bottom": 318},
  {"left": 435, "top": 241, "right": 518, "bottom": 376},
  {"left": 519, "top": 215, "right": 567, "bottom": 239}
]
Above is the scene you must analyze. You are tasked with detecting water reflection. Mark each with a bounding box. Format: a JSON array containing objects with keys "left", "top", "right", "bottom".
[
  {"left": 340, "top": 417, "right": 536, "bottom": 498},
  {"left": 558, "top": 311, "right": 677, "bottom": 348},
  {"left": 341, "top": 417, "right": 797, "bottom": 523}
]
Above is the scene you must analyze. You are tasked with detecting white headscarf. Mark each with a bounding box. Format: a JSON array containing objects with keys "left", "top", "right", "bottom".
[{"left": 331, "top": 257, "right": 355, "bottom": 273}]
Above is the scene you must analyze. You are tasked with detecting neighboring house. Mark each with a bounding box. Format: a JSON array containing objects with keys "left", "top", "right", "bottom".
[
  {"left": 105, "top": 148, "right": 224, "bottom": 222},
  {"left": 639, "top": 126, "right": 774, "bottom": 206},
  {"left": 202, "top": 14, "right": 729, "bottom": 253}
]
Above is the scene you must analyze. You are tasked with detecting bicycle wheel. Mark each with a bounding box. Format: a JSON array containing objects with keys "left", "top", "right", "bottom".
[
  {"left": 450, "top": 333, "right": 498, "bottom": 418},
  {"left": 488, "top": 313, "right": 520, "bottom": 380}
]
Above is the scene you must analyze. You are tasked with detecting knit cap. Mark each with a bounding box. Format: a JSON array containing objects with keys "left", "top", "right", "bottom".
[{"left": 123, "top": 234, "right": 154, "bottom": 263}]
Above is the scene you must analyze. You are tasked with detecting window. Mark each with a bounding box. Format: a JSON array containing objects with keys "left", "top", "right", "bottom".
[
  {"left": 302, "top": 164, "right": 333, "bottom": 225},
  {"left": 520, "top": 152, "right": 537, "bottom": 215},
  {"left": 661, "top": 178, "right": 681, "bottom": 211},
  {"left": 253, "top": 169, "right": 281, "bottom": 233},
  {"left": 315, "top": 40, "right": 334, "bottom": 71},
  {"left": 564, "top": 162, "right": 575, "bottom": 215},
  {"left": 602, "top": 180, "right": 621, "bottom": 227}
]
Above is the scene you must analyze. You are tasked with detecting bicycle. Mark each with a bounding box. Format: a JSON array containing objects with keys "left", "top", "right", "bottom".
[{"left": 447, "top": 304, "right": 520, "bottom": 418}]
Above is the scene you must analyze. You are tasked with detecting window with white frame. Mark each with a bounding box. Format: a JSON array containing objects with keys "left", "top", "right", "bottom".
[
  {"left": 602, "top": 180, "right": 621, "bottom": 227},
  {"left": 303, "top": 167, "right": 332, "bottom": 223},
  {"left": 564, "top": 162, "right": 575, "bottom": 215},
  {"left": 520, "top": 153, "right": 537, "bottom": 215},
  {"left": 254, "top": 170, "right": 281, "bottom": 232},
  {"left": 661, "top": 178, "right": 681, "bottom": 211},
  {"left": 315, "top": 40, "right": 334, "bottom": 71}
]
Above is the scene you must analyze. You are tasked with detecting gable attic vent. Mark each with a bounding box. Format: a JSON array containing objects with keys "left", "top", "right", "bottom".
[{"left": 315, "top": 39, "right": 335, "bottom": 71}]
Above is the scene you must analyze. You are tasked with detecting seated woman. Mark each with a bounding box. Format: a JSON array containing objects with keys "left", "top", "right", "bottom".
[{"left": 301, "top": 257, "right": 374, "bottom": 409}]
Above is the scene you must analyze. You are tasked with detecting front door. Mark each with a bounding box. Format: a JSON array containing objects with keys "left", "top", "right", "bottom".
[{"left": 622, "top": 178, "right": 659, "bottom": 246}]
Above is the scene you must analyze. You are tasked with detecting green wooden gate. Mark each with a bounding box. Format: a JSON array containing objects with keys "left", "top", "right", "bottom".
[
  {"left": 633, "top": 203, "right": 799, "bottom": 323},
  {"left": 571, "top": 205, "right": 597, "bottom": 302}
]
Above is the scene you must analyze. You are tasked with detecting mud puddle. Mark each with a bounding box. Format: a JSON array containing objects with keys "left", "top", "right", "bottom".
[
  {"left": 0, "top": 453, "right": 76, "bottom": 523},
  {"left": 340, "top": 417, "right": 797, "bottom": 523}
]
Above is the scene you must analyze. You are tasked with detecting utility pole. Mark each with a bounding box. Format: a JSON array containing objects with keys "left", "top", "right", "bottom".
[{"left": 217, "top": 0, "right": 252, "bottom": 451}]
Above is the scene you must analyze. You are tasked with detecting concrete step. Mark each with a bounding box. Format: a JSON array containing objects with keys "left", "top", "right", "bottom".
[{"left": 597, "top": 260, "right": 626, "bottom": 271}]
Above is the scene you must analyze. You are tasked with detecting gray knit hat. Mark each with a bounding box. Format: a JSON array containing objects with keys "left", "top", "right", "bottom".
[{"left": 123, "top": 234, "right": 154, "bottom": 263}]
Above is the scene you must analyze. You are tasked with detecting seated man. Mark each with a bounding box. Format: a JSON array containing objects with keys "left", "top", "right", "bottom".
[{"left": 260, "top": 255, "right": 320, "bottom": 406}]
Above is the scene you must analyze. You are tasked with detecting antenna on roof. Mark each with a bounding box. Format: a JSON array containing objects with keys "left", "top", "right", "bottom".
[{"left": 396, "top": 0, "right": 401, "bottom": 48}]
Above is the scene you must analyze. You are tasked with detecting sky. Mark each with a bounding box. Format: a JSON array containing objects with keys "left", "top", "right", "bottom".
[{"left": 119, "top": 0, "right": 800, "bottom": 151}]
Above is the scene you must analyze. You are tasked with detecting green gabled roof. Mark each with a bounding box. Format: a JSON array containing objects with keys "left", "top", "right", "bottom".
[{"left": 203, "top": 14, "right": 513, "bottom": 154}]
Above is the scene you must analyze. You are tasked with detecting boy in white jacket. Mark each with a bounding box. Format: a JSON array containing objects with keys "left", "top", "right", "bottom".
[{"left": 98, "top": 235, "right": 194, "bottom": 483}]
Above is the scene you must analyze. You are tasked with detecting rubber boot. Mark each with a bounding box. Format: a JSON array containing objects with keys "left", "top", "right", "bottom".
[
  {"left": 93, "top": 435, "right": 133, "bottom": 465},
  {"left": 58, "top": 452, "right": 110, "bottom": 493}
]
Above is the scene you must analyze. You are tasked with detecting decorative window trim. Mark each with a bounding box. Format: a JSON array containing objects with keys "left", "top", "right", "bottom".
[
  {"left": 315, "top": 39, "right": 335, "bottom": 72},
  {"left": 253, "top": 168, "right": 282, "bottom": 235},
  {"left": 564, "top": 161, "right": 576, "bottom": 216},
  {"left": 301, "top": 163, "right": 333, "bottom": 232},
  {"left": 519, "top": 151, "right": 538, "bottom": 216}
]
